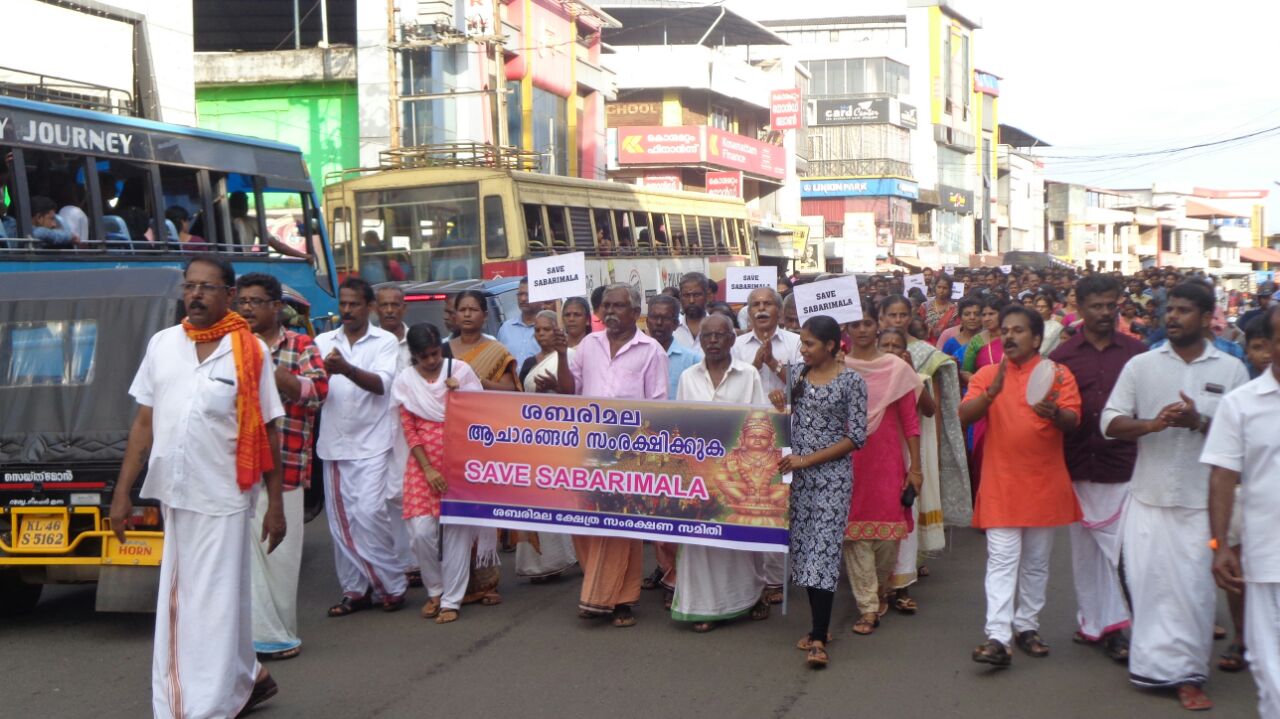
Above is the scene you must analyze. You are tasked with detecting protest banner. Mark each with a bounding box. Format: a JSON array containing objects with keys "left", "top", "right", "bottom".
[
  {"left": 527, "top": 251, "right": 587, "bottom": 303},
  {"left": 903, "top": 273, "right": 927, "bottom": 297},
  {"left": 793, "top": 275, "right": 862, "bottom": 325},
  {"left": 725, "top": 266, "right": 777, "bottom": 303},
  {"left": 441, "top": 392, "right": 792, "bottom": 552},
  {"left": 999, "top": 264, "right": 1013, "bottom": 274},
  {"left": 951, "top": 281, "right": 965, "bottom": 299}
]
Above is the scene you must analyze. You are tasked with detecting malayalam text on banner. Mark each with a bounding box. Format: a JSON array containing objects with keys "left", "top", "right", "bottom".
[{"left": 440, "top": 392, "right": 792, "bottom": 552}]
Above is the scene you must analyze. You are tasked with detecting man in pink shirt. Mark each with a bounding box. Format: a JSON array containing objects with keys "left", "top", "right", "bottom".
[{"left": 555, "top": 283, "right": 668, "bottom": 626}]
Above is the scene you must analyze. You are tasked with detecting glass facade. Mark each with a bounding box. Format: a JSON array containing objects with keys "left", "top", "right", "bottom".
[{"left": 803, "top": 58, "right": 910, "bottom": 98}]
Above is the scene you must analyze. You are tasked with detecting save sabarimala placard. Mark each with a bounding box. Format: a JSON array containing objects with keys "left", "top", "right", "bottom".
[{"left": 441, "top": 391, "right": 792, "bottom": 552}]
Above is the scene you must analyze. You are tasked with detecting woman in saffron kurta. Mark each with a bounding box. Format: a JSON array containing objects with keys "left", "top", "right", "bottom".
[{"left": 842, "top": 310, "right": 923, "bottom": 635}]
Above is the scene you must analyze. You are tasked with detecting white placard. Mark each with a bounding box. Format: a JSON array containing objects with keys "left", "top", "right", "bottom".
[
  {"left": 951, "top": 282, "right": 965, "bottom": 300},
  {"left": 999, "top": 264, "right": 1013, "bottom": 274},
  {"left": 793, "top": 275, "right": 863, "bottom": 326},
  {"left": 780, "top": 447, "right": 793, "bottom": 485},
  {"left": 527, "top": 251, "right": 587, "bottom": 303},
  {"left": 943, "top": 264, "right": 956, "bottom": 275},
  {"left": 903, "top": 273, "right": 927, "bottom": 297},
  {"left": 725, "top": 266, "right": 778, "bottom": 304}
]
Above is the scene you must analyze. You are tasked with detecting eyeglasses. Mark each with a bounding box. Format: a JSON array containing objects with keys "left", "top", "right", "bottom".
[
  {"left": 234, "top": 297, "right": 273, "bottom": 308},
  {"left": 181, "top": 282, "right": 230, "bottom": 295}
]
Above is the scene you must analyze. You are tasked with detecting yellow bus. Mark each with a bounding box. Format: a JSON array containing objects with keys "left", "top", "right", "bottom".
[{"left": 323, "top": 165, "right": 755, "bottom": 296}]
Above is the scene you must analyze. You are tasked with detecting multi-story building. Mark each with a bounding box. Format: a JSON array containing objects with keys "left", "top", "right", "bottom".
[{"left": 1046, "top": 182, "right": 1141, "bottom": 273}]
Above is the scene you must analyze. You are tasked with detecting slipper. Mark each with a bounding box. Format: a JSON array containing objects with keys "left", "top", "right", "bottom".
[
  {"left": 1177, "top": 684, "right": 1213, "bottom": 711},
  {"left": 578, "top": 608, "right": 602, "bottom": 619},
  {"left": 663, "top": 589, "right": 674, "bottom": 611},
  {"left": 1103, "top": 631, "right": 1130, "bottom": 664},
  {"left": 611, "top": 606, "right": 637, "bottom": 628},
  {"left": 641, "top": 567, "right": 664, "bottom": 591},
  {"left": 1015, "top": 630, "right": 1050, "bottom": 658},
  {"left": 236, "top": 672, "right": 278, "bottom": 717},
  {"left": 382, "top": 595, "right": 406, "bottom": 613},
  {"left": 852, "top": 614, "right": 879, "bottom": 636},
  {"left": 763, "top": 587, "right": 784, "bottom": 605},
  {"left": 893, "top": 594, "right": 918, "bottom": 615},
  {"left": 918, "top": 565, "right": 930, "bottom": 578},
  {"left": 1213, "top": 624, "right": 1227, "bottom": 640},
  {"left": 796, "top": 634, "right": 832, "bottom": 650},
  {"left": 972, "top": 639, "right": 1012, "bottom": 667},
  {"left": 420, "top": 596, "right": 442, "bottom": 619},
  {"left": 749, "top": 598, "right": 771, "bottom": 621},
  {"left": 805, "top": 642, "right": 829, "bottom": 668},
  {"left": 327, "top": 593, "right": 371, "bottom": 618},
  {"left": 435, "top": 608, "right": 459, "bottom": 624},
  {"left": 1218, "top": 644, "right": 1247, "bottom": 672},
  {"left": 1072, "top": 630, "right": 1099, "bottom": 645},
  {"left": 257, "top": 646, "right": 301, "bottom": 662},
  {"left": 876, "top": 599, "right": 890, "bottom": 618},
  {"left": 692, "top": 621, "right": 716, "bottom": 633},
  {"left": 405, "top": 570, "right": 423, "bottom": 588},
  {"left": 479, "top": 592, "right": 503, "bottom": 606}
]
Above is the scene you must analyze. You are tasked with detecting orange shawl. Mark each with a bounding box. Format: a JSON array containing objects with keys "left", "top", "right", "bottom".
[{"left": 183, "top": 312, "right": 274, "bottom": 491}]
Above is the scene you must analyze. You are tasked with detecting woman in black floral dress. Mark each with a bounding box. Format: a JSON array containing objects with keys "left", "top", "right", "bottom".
[{"left": 771, "top": 315, "right": 868, "bottom": 668}]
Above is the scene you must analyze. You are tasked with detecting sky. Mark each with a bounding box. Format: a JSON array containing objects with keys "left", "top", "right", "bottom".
[{"left": 722, "top": 0, "right": 1280, "bottom": 231}]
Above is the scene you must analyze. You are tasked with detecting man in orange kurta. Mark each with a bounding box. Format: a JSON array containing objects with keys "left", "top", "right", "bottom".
[{"left": 961, "top": 305, "right": 1083, "bottom": 667}]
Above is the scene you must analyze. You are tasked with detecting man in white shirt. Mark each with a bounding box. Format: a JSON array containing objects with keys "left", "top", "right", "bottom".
[
  {"left": 673, "top": 272, "right": 711, "bottom": 349},
  {"left": 109, "top": 254, "right": 286, "bottom": 718},
  {"left": 315, "top": 277, "right": 408, "bottom": 615},
  {"left": 731, "top": 286, "right": 799, "bottom": 602},
  {"left": 375, "top": 284, "right": 420, "bottom": 587},
  {"left": 1102, "top": 282, "right": 1250, "bottom": 711},
  {"left": 1202, "top": 304, "right": 1280, "bottom": 719},
  {"left": 671, "top": 314, "right": 771, "bottom": 631}
]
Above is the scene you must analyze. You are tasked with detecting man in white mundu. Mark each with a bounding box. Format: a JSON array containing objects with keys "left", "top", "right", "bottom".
[
  {"left": 1101, "top": 282, "right": 1249, "bottom": 711},
  {"left": 731, "top": 287, "right": 799, "bottom": 604},
  {"left": 110, "top": 254, "right": 286, "bottom": 718},
  {"left": 316, "top": 277, "right": 409, "bottom": 615},
  {"left": 672, "top": 314, "right": 773, "bottom": 631}
]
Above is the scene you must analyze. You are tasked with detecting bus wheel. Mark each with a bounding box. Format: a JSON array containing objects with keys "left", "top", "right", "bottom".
[{"left": 0, "top": 569, "right": 42, "bottom": 616}]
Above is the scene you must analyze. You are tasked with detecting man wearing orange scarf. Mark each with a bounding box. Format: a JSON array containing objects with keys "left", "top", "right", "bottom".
[{"left": 110, "top": 254, "right": 286, "bottom": 719}]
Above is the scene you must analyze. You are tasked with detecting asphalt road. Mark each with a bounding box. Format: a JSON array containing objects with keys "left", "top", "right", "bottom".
[{"left": 2, "top": 524, "right": 1261, "bottom": 719}]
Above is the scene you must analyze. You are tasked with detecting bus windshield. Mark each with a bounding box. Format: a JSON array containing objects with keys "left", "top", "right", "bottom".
[{"left": 354, "top": 183, "right": 481, "bottom": 283}]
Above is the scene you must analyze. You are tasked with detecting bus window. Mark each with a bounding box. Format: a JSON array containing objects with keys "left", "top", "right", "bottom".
[
  {"left": 546, "top": 206, "right": 570, "bottom": 249},
  {"left": 523, "top": 203, "right": 547, "bottom": 252},
  {"left": 356, "top": 184, "right": 480, "bottom": 282},
  {"left": 712, "top": 217, "right": 726, "bottom": 252},
  {"left": 612, "top": 210, "right": 635, "bottom": 252},
  {"left": 634, "top": 211, "right": 653, "bottom": 251},
  {"left": 8, "top": 149, "right": 95, "bottom": 249},
  {"left": 696, "top": 216, "right": 714, "bottom": 253},
  {"left": 592, "top": 209, "right": 614, "bottom": 255},
  {"left": 651, "top": 213, "right": 671, "bottom": 253},
  {"left": 567, "top": 206, "right": 593, "bottom": 252},
  {"left": 739, "top": 220, "right": 751, "bottom": 255},
  {"left": 483, "top": 195, "right": 508, "bottom": 259},
  {"left": 209, "top": 172, "right": 263, "bottom": 253},
  {"left": 259, "top": 186, "right": 313, "bottom": 259},
  {"left": 98, "top": 159, "right": 160, "bottom": 249},
  {"left": 1, "top": 320, "right": 97, "bottom": 387},
  {"left": 158, "top": 165, "right": 206, "bottom": 250},
  {"left": 724, "top": 218, "right": 738, "bottom": 255},
  {"left": 669, "top": 215, "right": 688, "bottom": 254}
]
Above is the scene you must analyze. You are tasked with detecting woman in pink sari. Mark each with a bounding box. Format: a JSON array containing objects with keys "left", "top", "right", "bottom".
[{"left": 842, "top": 307, "right": 923, "bottom": 636}]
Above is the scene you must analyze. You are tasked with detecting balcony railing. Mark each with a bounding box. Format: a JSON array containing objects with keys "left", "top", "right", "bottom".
[{"left": 807, "top": 158, "right": 911, "bottom": 178}]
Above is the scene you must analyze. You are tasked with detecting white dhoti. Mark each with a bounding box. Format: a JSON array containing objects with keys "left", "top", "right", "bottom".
[
  {"left": 154, "top": 505, "right": 259, "bottom": 719},
  {"left": 1070, "top": 481, "right": 1130, "bottom": 641},
  {"left": 672, "top": 545, "right": 766, "bottom": 622},
  {"left": 983, "top": 527, "right": 1055, "bottom": 646},
  {"left": 324, "top": 453, "right": 409, "bottom": 600},
  {"left": 515, "top": 532, "right": 577, "bottom": 579},
  {"left": 1246, "top": 581, "right": 1280, "bottom": 718},
  {"left": 406, "top": 515, "right": 482, "bottom": 610},
  {"left": 249, "top": 486, "right": 305, "bottom": 654},
  {"left": 1123, "top": 498, "right": 1213, "bottom": 688},
  {"left": 754, "top": 551, "right": 785, "bottom": 590},
  {"left": 891, "top": 504, "right": 920, "bottom": 590}
]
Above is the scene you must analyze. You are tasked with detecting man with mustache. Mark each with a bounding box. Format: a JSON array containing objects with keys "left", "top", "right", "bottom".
[
  {"left": 731, "top": 286, "right": 800, "bottom": 604},
  {"left": 673, "top": 271, "right": 711, "bottom": 349},
  {"left": 235, "top": 273, "right": 329, "bottom": 663},
  {"left": 1102, "top": 281, "right": 1250, "bottom": 711},
  {"left": 110, "top": 254, "right": 286, "bottom": 717},
  {"left": 961, "top": 305, "right": 1082, "bottom": 668},
  {"left": 314, "top": 277, "right": 408, "bottom": 616},
  {"left": 1049, "top": 274, "right": 1146, "bottom": 664},
  {"left": 375, "top": 284, "right": 423, "bottom": 588},
  {"left": 555, "top": 283, "right": 668, "bottom": 627}
]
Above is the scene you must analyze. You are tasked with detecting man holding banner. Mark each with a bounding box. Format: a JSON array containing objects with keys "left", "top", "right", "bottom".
[
  {"left": 671, "top": 314, "right": 773, "bottom": 632},
  {"left": 555, "top": 283, "right": 669, "bottom": 627}
]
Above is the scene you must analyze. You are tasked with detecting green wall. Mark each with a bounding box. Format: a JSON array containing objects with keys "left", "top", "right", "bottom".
[{"left": 196, "top": 81, "right": 358, "bottom": 206}]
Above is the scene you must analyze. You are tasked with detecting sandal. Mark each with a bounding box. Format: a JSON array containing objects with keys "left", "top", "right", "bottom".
[
  {"left": 663, "top": 589, "right": 674, "bottom": 611},
  {"left": 435, "top": 608, "right": 459, "bottom": 624},
  {"left": 257, "top": 646, "right": 300, "bottom": 661},
  {"left": 851, "top": 613, "right": 879, "bottom": 636},
  {"left": 1103, "top": 631, "right": 1130, "bottom": 664},
  {"left": 1177, "top": 684, "right": 1213, "bottom": 711},
  {"left": 641, "top": 567, "right": 664, "bottom": 591},
  {"left": 405, "top": 569, "right": 423, "bottom": 588},
  {"left": 382, "top": 594, "right": 406, "bottom": 613},
  {"left": 1015, "top": 630, "right": 1050, "bottom": 658},
  {"left": 479, "top": 592, "right": 503, "bottom": 606},
  {"left": 763, "top": 587, "right": 784, "bottom": 605},
  {"left": 327, "top": 593, "right": 371, "bottom": 617},
  {"left": 236, "top": 671, "right": 278, "bottom": 717},
  {"left": 806, "top": 642, "right": 829, "bottom": 668},
  {"left": 611, "top": 606, "right": 637, "bottom": 628},
  {"left": 1071, "top": 630, "right": 1099, "bottom": 645},
  {"left": 578, "top": 608, "right": 602, "bottom": 619},
  {"left": 877, "top": 599, "right": 890, "bottom": 618},
  {"left": 893, "top": 591, "right": 918, "bottom": 615},
  {"left": 1218, "top": 644, "right": 1247, "bottom": 672},
  {"left": 796, "top": 633, "right": 832, "bottom": 650},
  {"left": 1213, "top": 624, "right": 1227, "bottom": 640},
  {"left": 918, "top": 564, "right": 930, "bottom": 578},
  {"left": 972, "top": 639, "right": 1012, "bottom": 667},
  {"left": 420, "top": 596, "right": 442, "bottom": 619},
  {"left": 692, "top": 621, "right": 716, "bottom": 633},
  {"left": 749, "top": 598, "right": 771, "bottom": 621}
]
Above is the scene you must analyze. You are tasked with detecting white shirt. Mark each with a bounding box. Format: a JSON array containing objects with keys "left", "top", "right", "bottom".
[
  {"left": 1200, "top": 370, "right": 1280, "bottom": 582},
  {"left": 1101, "top": 340, "right": 1250, "bottom": 509},
  {"left": 732, "top": 327, "right": 801, "bottom": 397},
  {"left": 676, "top": 358, "right": 767, "bottom": 406},
  {"left": 314, "top": 324, "right": 400, "bottom": 460},
  {"left": 673, "top": 319, "right": 701, "bottom": 350},
  {"left": 58, "top": 205, "right": 88, "bottom": 242},
  {"left": 129, "top": 325, "right": 284, "bottom": 516}
]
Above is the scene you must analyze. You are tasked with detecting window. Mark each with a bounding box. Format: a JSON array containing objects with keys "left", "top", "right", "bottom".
[
  {"left": 696, "top": 216, "right": 714, "bottom": 251},
  {"left": 634, "top": 211, "right": 653, "bottom": 250},
  {"left": 669, "top": 215, "right": 688, "bottom": 253},
  {"left": 356, "top": 183, "right": 481, "bottom": 283},
  {"left": 523, "top": 203, "right": 547, "bottom": 249},
  {"left": 567, "top": 206, "right": 593, "bottom": 251},
  {"left": 1, "top": 320, "right": 97, "bottom": 387},
  {"left": 612, "top": 209, "right": 636, "bottom": 251},
  {"left": 209, "top": 172, "right": 262, "bottom": 254},
  {"left": 710, "top": 106, "right": 733, "bottom": 131},
  {"left": 483, "top": 196, "right": 508, "bottom": 259},
  {"left": 592, "top": 209, "right": 614, "bottom": 254},
  {"left": 158, "top": 165, "right": 207, "bottom": 249},
  {"left": 5, "top": 148, "right": 101, "bottom": 248},
  {"left": 259, "top": 186, "right": 313, "bottom": 259},
  {"left": 650, "top": 212, "right": 671, "bottom": 251},
  {"left": 545, "top": 205, "right": 570, "bottom": 248}
]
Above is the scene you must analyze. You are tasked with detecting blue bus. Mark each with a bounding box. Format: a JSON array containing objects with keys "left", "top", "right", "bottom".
[{"left": 0, "top": 96, "right": 337, "bottom": 316}]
